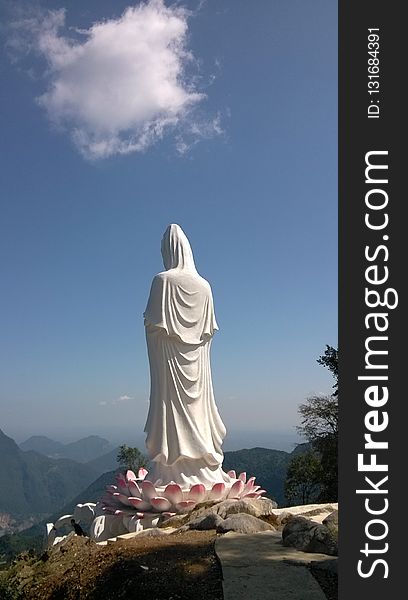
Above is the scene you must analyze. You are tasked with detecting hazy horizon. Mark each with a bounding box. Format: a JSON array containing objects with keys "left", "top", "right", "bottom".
[{"left": 5, "top": 426, "right": 302, "bottom": 454}]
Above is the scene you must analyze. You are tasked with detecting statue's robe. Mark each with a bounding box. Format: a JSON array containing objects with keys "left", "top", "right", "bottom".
[{"left": 143, "top": 225, "right": 231, "bottom": 487}]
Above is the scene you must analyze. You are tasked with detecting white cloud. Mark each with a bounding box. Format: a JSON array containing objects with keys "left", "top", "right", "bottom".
[
  {"left": 115, "top": 394, "right": 134, "bottom": 403},
  {"left": 11, "top": 1, "right": 220, "bottom": 159},
  {"left": 98, "top": 394, "right": 134, "bottom": 407}
]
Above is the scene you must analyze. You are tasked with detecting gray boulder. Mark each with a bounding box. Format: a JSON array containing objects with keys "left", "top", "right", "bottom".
[
  {"left": 161, "top": 497, "right": 278, "bottom": 532},
  {"left": 135, "top": 528, "right": 175, "bottom": 538},
  {"left": 216, "top": 497, "right": 277, "bottom": 519},
  {"left": 282, "top": 517, "right": 338, "bottom": 556},
  {"left": 184, "top": 497, "right": 277, "bottom": 522},
  {"left": 323, "top": 510, "right": 338, "bottom": 526},
  {"left": 159, "top": 513, "right": 189, "bottom": 529},
  {"left": 216, "top": 513, "right": 274, "bottom": 534},
  {"left": 186, "top": 512, "right": 225, "bottom": 531}
]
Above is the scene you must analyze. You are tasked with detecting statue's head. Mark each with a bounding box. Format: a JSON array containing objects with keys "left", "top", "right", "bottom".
[{"left": 161, "top": 224, "right": 197, "bottom": 271}]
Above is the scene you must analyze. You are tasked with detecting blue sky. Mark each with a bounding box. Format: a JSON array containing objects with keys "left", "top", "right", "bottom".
[{"left": 0, "top": 0, "right": 337, "bottom": 448}]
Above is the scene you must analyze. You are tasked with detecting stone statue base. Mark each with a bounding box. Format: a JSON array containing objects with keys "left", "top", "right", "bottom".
[
  {"left": 90, "top": 467, "right": 266, "bottom": 542},
  {"left": 45, "top": 467, "right": 267, "bottom": 546}
]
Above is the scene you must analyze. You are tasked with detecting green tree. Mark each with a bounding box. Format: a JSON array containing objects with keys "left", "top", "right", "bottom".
[
  {"left": 116, "top": 445, "right": 146, "bottom": 473},
  {"left": 297, "top": 394, "right": 338, "bottom": 443},
  {"left": 285, "top": 451, "right": 322, "bottom": 506},
  {"left": 295, "top": 346, "right": 338, "bottom": 502},
  {"left": 317, "top": 345, "right": 338, "bottom": 395}
]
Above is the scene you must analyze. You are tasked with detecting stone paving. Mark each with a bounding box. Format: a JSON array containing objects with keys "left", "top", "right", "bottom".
[{"left": 215, "top": 530, "right": 336, "bottom": 600}]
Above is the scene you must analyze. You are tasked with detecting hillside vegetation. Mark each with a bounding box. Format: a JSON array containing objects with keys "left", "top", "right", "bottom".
[{"left": 0, "top": 430, "right": 98, "bottom": 521}]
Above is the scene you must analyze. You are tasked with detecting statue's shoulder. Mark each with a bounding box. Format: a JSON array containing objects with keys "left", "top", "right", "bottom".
[
  {"left": 196, "top": 275, "right": 212, "bottom": 293},
  {"left": 153, "top": 270, "right": 178, "bottom": 284},
  {"left": 154, "top": 271, "right": 168, "bottom": 281},
  {"left": 150, "top": 270, "right": 178, "bottom": 289},
  {"left": 154, "top": 270, "right": 212, "bottom": 293}
]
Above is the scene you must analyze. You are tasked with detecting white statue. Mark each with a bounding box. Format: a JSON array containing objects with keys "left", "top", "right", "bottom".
[
  {"left": 48, "top": 229, "right": 265, "bottom": 542},
  {"left": 143, "top": 224, "right": 233, "bottom": 488}
]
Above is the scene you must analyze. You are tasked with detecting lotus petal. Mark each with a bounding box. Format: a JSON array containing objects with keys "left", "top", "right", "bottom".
[
  {"left": 126, "top": 470, "right": 137, "bottom": 482},
  {"left": 91, "top": 514, "right": 127, "bottom": 542},
  {"left": 188, "top": 484, "right": 206, "bottom": 504},
  {"left": 140, "top": 515, "right": 161, "bottom": 528},
  {"left": 128, "top": 480, "right": 142, "bottom": 497},
  {"left": 256, "top": 489, "right": 267, "bottom": 495},
  {"left": 106, "top": 485, "right": 118, "bottom": 494},
  {"left": 114, "top": 508, "right": 138, "bottom": 516},
  {"left": 175, "top": 500, "right": 196, "bottom": 512},
  {"left": 73, "top": 503, "right": 95, "bottom": 524},
  {"left": 141, "top": 480, "right": 157, "bottom": 501},
  {"left": 227, "top": 470, "right": 236, "bottom": 479},
  {"left": 112, "top": 492, "right": 132, "bottom": 507},
  {"left": 102, "top": 506, "right": 116, "bottom": 514},
  {"left": 161, "top": 512, "right": 177, "bottom": 519},
  {"left": 138, "top": 467, "right": 148, "bottom": 480},
  {"left": 54, "top": 514, "right": 74, "bottom": 528},
  {"left": 128, "top": 497, "right": 151, "bottom": 511},
  {"left": 150, "top": 496, "right": 172, "bottom": 512},
  {"left": 209, "top": 482, "right": 226, "bottom": 502},
  {"left": 243, "top": 477, "right": 256, "bottom": 495},
  {"left": 238, "top": 472, "right": 247, "bottom": 483},
  {"left": 128, "top": 515, "right": 143, "bottom": 533},
  {"left": 244, "top": 492, "right": 262, "bottom": 499},
  {"left": 110, "top": 515, "right": 129, "bottom": 537},
  {"left": 228, "top": 479, "right": 245, "bottom": 498},
  {"left": 242, "top": 485, "right": 260, "bottom": 496},
  {"left": 100, "top": 493, "right": 118, "bottom": 505},
  {"left": 122, "top": 511, "right": 144, "bottom": 520},
  {"left": 116, "top": 475, "right": 130, "bottom": 496},
  {"left": 90, "top": 515, "right": 107, "bottom": 541},
  {"left": 164, "top": 483, "right": 183, "bottom": 505}
]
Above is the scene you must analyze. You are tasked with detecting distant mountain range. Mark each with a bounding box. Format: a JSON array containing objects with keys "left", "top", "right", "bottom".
[
  {"left": 86, "top": 447, "right": 122, "bottom": 474},
  {"left": 19, "top": 435, "right": 114, "bottom": 463},
  {"left": 0, "top": 469, "right": 121, "bottom": 562},
  {"left": 0, "top": 429, "right": 99, "bottom": 522}
]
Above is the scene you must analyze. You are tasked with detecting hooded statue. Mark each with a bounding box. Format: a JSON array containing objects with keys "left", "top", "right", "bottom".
[{"left": 143, "top": 224, "right": 232, "bottom": 487}]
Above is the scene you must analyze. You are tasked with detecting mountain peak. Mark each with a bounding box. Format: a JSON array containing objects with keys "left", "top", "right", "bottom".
[{"left": 0, "top": 429, "right": 20, "bottom": 454}]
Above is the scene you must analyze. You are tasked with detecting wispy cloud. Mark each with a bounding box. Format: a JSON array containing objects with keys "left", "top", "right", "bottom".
[
  {"left": 114, "top": 394, "right": 134, "bottom": 404},
  {"left": 8, "top": 0, "right": 221, "bottom": 159},
  {"left": 98, "top": 394, "right": 134, "bottom": 407}
]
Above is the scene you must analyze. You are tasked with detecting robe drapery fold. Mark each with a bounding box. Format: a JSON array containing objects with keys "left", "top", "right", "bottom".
[{"left": 143, "top": 224, "right": 230, "bottom": 487}]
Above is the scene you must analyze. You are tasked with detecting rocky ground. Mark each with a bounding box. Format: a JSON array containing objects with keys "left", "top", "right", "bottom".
[
  {"left": 0, "top": 500, "right": 338, "bottom": 600},
  {"left": 0, "top": 531, "right": 222, "bottom": 600}
]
